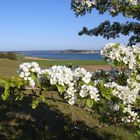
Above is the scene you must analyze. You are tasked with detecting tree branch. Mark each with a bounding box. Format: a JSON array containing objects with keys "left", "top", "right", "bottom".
[{"left": 79, "top": 21, "right": 140, "bottom": 45}]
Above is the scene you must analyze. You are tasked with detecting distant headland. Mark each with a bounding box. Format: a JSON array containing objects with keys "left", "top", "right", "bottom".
[{"left": 60, "top": 49, "right": 100, "bottom": 54}]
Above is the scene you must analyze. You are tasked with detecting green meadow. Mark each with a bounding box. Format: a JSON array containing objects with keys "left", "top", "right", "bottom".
[
  {"left": 0, "top": 57, "right": 107, "bottom": 78},
  {"left": 27, "top": 59, "right": 107, "bottom": 67},
  {"left": 0, "top": 58, "right": 139, "bottom": 140}
]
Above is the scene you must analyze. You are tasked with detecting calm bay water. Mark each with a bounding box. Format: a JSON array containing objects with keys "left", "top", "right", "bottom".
[{"left": 19, "top": 51, "right": 103, "bottom": 60}]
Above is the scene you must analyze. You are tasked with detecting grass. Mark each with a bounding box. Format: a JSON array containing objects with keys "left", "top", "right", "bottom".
[
  {"left": 0, "top": 91, "right": 139, "bottom": 140},
  {"left": 24, "top": 59, "right": 107, "bottom": 67},
  {"left": 0, "top": 59, "right": 23, "bottom": 78},
  {"left": 0, "top": 57, "right": 108, "bottom": 78},
  {"left": 0, "top": 58, "right": 138, "bottom": 140}
]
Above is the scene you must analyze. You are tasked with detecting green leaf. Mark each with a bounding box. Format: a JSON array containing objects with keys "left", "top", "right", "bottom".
[
  {"left": 40, "top": 92, "right": 47, "bottom": 103},
  {"left": 102, "top": 89, "right": 112, "bottom": 100},
  {"left": 1, "top": 82, "right": 10, "bottom": 101},
  {"left": 32, "top": 98, "right": 39, "bottom": 109},
  {"left": 56, "top": 85, "right": 65, "bottom": 93},
  {"left": 99, "top": 83, "right": 112, "bottom": 100},
  {"left": 15, "top": 91, "right": 24, "bottom": 101},
  {"left": 87, "top": 81, "right": 95, "bottom": 86},
  {"left": 86, "top": 99, "right": 94, "bottom": 108}
]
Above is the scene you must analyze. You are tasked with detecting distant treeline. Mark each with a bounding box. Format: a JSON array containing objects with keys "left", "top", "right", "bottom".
[{"left": 0, "top": 52, "right": 17, "bottom": 60}]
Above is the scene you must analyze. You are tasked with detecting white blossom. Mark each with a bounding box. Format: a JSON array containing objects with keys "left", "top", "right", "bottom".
[
  {"left": 101, "top": 43, "right": 137, "bottom": 70},
  {"left": 17, "top": 62, "right": 42, "bottom": 88},
  {"left": 105, "top": 82, "right": 139, "bottom": 105},
  {"left": 79, "top": 84, "right": 100, "bottom": 102}
]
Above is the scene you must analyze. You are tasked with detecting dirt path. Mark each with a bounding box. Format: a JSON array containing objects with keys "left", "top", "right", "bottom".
[{"left": 83, "top": 65, "right": 111, "bottom": 72}]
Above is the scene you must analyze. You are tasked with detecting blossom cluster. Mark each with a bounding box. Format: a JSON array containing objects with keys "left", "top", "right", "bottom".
[
  {"left": 100, "top": 43, "right": 140, "bottom": 70},
  {"left": 45, "top": 66, "right": 99, "bottom": 105},
  {"left": 17, "top": 62, "right": 41, "bottom": 88},
  {"left": 129, "top": 0, "right": 139, "bottom": 5},
  {"left": 104, "top": 82, "right": 140, "bottom": 124},
  {"left": 122, "top": 105, "right": 140, "bottom": 123},
  {"left": 101, "top": 43, "right": 140, "bottom": 126},
  {"left": 72, "top": 0, "right": 139, "bottom": 16},
  {"left": 104, "top": 82, "right": 139, "bottom": 105},
  {"left": 73, "top": 67, "right": 92, "bottom": 83},
  {"left": 45, "top": 65, "right": 74, "bottom": 86},
  {"left": 43, "top": 65, "right": 76, "bottom": 105},
  {"left": 79, "top": 84, "right": 99, "bottom": 101},
  {"left": 18, "top": 63, "right": 100, "bottom": 105},
  {"left": 71, "top": 0, "right": 96, "bottom": 15}
]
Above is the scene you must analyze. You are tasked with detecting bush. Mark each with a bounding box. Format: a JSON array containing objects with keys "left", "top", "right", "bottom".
[
  {"left": 6, "top": 52, "right": 17, "bottom": 60},
  {"left": 0, "top": 52, "right": 17, "bottom": 60},
  {"left": 0, "top": 52, "right": 6, "bottom": 58}
]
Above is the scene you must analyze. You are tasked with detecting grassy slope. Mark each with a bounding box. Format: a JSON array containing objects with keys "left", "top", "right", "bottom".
[
  {"left": 0, "top": 92, "right": 138, "bottom": 140},
  {"left": 0, "top": 59, "right": 23, "bottom": 78},
  {"left": 0, "top": 58, "right": 139, "bottom": 140}
]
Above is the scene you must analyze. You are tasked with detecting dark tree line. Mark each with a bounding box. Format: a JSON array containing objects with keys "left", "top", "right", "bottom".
[{"left": 0, "top": 52, "right": 17, "bottom": 60}]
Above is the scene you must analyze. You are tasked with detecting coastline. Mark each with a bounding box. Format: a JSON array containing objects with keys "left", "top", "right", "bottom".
[
  {"left": 24, "top": 56, "right": 55, "bottom": 61},
  {"left": 18, "top": 50, "right": 103, "bottom": 61}
]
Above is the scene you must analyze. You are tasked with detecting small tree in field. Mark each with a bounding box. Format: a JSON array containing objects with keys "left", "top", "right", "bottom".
[{"left": 71, "top": 0, "right": 140, "bottom": 45}]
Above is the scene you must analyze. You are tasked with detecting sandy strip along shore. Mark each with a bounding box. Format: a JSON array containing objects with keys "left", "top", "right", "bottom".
[{"left": 24, "top": 56, "right": 55, "bottom": 61}]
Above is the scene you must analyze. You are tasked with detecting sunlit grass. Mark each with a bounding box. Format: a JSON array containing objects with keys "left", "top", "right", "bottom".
[{"left": 0, "top": 58, "right": 107, "bottom": 78}]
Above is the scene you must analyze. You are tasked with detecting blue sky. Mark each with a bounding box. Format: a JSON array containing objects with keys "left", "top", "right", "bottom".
[{"left": 0, "top": 0, "right": 136, "bottom": 51}]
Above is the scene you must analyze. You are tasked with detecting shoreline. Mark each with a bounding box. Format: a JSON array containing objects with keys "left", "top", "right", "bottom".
[
  {"left": 24, "top": 56, "right": 104, "bottom": 61},
  {"left": 24, "top": 56, "right": 56, "bottom": 61},
  {"left": 18, "top": 51, "right": 103, "bottom": 61}
]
